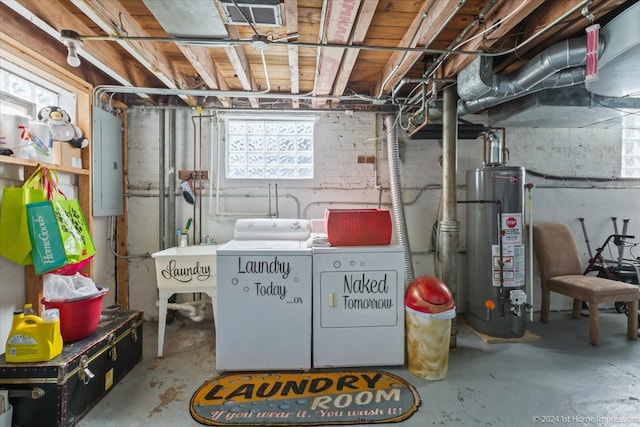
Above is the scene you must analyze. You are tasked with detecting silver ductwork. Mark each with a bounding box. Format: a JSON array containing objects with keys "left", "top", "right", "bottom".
[
  {"left": 586, "top": 1, "right": 640, "bottom": 98},
  {"left": 457, "top": 35, "right": 605, "bottom": 115},
  {"left": 488, "top": 85, "right": 640, "bottom": 128}
]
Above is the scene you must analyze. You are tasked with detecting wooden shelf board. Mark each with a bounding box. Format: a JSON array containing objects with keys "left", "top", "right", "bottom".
[{"left": 0, "top": 155, "right": 89, "bottom": 176}]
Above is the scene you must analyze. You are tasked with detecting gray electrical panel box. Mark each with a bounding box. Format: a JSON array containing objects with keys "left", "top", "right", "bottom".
[{"left": 92, "top": 107, "right": 123, "bottom": 216}]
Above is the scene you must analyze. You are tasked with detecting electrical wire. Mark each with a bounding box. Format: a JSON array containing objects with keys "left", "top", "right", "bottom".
[
  {"left": 107, "top": 216, "right": 151, "bottom": 259},
  {"left": 454, "top": 0, "right": 529, "bottom": 50}
]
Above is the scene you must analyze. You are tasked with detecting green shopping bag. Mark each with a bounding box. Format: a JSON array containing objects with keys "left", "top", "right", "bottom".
[
  {"left": 27, "top": 198, "right": 96, "bottom": 275},
  {"left": 0, "top": 165, "right": 49, "bottom": 265}
]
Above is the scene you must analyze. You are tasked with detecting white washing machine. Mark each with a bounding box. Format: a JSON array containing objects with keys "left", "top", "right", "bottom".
[
  {"left": 312, "top": 245, "right": 405, "bottom": 368},
  {"left": 215, "top": 219, "right": 312, "bottom": 371}
]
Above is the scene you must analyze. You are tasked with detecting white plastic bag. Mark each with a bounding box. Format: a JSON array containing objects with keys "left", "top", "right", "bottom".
[{"left": 43, "top": 273, "right": 100, "bottom": 301}]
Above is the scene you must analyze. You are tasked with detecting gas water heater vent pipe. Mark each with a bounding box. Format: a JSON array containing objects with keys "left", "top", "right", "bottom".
[{"left": 385, "top": 115, "right": 414, "bottom": 285}]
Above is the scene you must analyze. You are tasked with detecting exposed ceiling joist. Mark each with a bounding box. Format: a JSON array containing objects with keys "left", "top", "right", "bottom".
[
  {"left": 442, "top": 0, "right": 546, "bottom": 77},
  {"left": 314, "top": 0, "right": 361, "bottom": 106},
  {"left": 332, "top": 0, "right": 378, "bottom": 102},
  {"left": 8, "top": 0, "right": 153, "bottom": 89},
  {"left": 374, "top": 0, "right": 466, "bottom": 97},
  {"left": 285, "top": 0, "right": 299, "bottom": 109},
  {"left": 177, "top": 44, "right": 231, "bottom": 107},
  {"left": 224, "top": 25, "right": 259, "bottom": 108},
  {"left": 2, "top": 0, "right": 636, "bottom": 117},
  {"left": 70, "top": 0, "right": 198, "bottom": 106}
]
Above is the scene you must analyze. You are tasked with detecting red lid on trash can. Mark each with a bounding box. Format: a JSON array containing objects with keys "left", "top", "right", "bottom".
[{"left": 405, "top": 276, "right": 454, "bottom": 313}]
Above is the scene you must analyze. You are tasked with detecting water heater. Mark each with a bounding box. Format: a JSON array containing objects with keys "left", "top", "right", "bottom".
[{"left": 465, "top": 164, "right": 527, "bottom": 338}]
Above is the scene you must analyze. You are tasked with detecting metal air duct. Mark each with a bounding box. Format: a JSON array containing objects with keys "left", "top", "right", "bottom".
[
  {"left": 457, "top": 35, "right": 605, "bottom": 115},
  {"left": 586, "top": 1, "right": 640, "bottom": 98},
  {"left": 142, "top": 0, "right": 229, "bottom": 39}
]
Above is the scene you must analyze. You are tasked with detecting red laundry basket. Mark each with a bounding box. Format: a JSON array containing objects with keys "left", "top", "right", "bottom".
[{"left": 325, "top": 209, "right": 392, "bottom": 246}]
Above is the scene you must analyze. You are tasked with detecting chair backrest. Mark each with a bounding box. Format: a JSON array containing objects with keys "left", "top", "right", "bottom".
[{"left": 532, "top": 223, "right": 583, "bottom": 285}]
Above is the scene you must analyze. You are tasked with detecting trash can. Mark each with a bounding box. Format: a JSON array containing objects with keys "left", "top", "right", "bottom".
[{"left": 405, "top": 276, "right": 456, "bottom": 380}]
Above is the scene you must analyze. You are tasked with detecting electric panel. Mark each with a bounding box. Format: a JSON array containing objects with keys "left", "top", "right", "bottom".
[{"left": 92, "top": 107, "right": 123, "bottom": 216}]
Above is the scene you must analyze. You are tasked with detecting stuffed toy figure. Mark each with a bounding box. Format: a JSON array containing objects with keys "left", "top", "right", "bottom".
[{"left": 37, "top": 106, "right": 88, "bottom": 149}]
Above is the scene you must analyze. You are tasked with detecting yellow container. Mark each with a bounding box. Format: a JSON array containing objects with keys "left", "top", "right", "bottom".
[{"left": 5, "top": 309, "right": 63, "bottom": 363}]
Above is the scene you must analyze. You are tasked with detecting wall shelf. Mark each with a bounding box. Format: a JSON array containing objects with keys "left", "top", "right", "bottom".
[{"left": 0, "top": 155, "right": 90, "bottom": 176}]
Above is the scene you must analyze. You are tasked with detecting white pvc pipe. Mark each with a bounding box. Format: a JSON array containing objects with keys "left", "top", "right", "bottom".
[
  {"left": 155, "top": 300, "right": 206, "bottom": 322},
  {"left": 527, "top": 183, "right": 535, "bottom": 322}
]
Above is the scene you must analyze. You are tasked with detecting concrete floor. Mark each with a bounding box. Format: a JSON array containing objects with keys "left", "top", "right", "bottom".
[{"left": 78, "top": 310, "right": 640, "bottom": 427}]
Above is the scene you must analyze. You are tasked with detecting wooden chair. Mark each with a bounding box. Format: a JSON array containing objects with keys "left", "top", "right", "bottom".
[{"left": 532, "top": 222, "right": 639, "bottom": 346}]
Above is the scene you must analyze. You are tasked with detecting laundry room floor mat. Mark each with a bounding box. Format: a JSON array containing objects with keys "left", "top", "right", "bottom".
[{"left": 190, "top": 370, "right": 421, "bottom": 426}]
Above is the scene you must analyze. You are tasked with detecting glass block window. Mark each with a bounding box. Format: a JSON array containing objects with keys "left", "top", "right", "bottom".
[
  {"left": 226, "top": 117, "right": 314, "bottom": 179},
  {"left": 621, "top": 128, "right": 640, "bottom": 178}
]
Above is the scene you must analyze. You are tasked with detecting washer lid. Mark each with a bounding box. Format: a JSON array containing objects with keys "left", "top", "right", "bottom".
[
  {"left": 234, "top": 218, "right": 311, "bottom": 241},
  {"left": 217, "top": 239, "right": 311, "bottom": 254}
]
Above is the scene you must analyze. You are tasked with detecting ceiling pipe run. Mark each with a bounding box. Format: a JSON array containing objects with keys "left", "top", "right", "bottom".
[{"left": 457, "top": 34, "right": 605, "bottom": 115}]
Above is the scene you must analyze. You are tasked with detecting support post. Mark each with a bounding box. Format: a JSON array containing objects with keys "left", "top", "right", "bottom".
[{"left": 439, "top": 85, "right": 460, "bottom": 348}]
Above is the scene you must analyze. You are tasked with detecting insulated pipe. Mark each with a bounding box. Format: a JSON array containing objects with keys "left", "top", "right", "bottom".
[
  {"left": 440, "top": 85, "right": 460, "bottom": 348},
  {"left": 384, "top": 115, "right": 414, "bottom": 286}
]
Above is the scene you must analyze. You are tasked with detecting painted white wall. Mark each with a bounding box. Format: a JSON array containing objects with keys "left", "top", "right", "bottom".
[
  {"left": 1, "top": 108, "right": 639, "bottom": 353},
  {"left": 123, "top": 108, "right": 640, "bottom": 320}
]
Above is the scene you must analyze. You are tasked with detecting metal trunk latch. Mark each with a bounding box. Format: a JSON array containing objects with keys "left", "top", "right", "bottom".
[
  {"left": 130, "top": 320, "right": 138, "bottom": 342},
  {"left": 108, "top": 333, "right": 118, "bottom": 362},
  {"left": 78, "top": 355, "right": 95, "bottom": 384}
]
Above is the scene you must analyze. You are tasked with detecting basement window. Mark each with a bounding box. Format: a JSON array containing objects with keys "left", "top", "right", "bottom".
[
  {"left": 225, "top": 117, "right": 314, "bottom": 179},
  {"left": 0, "top": 65, "right": 75, "bottom": 119},
  {"left": 0, "top": 68, "right": 58, "bottom": 117},
  {"left": 621, "top": 129, "right": 640, "bottom": 178}
]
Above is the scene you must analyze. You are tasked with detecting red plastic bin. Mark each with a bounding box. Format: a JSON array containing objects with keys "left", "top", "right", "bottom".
[
  {"left": 325, "top": 209, "right": 392, "bottom": 246},
  {"left": 42, "top": 288, "right": 108, "bottom": 342}
]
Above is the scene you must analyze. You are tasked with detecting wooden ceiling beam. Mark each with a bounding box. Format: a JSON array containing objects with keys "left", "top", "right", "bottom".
[
  {"left": 12, "top": 0, "right": 155, "bottom": 89},
  {"left": 285, "top": 0, "right": 299, "bottom": 109},
  {"left": 373, "top": 0, "right": 465, "bottom": 97},
  {"left": 332, "top": 0, "right": 378, "bottom": 101},
  {"left": 314, "top": 0, "right": 362, "bottom": 106},
  {"left": 442, "top": 0, "right": 546, "bottom": 78},
  {"left": 224, "top": 25, "right": 258, "bottom": 108},
  {"left": 0, "top": 7, "right": 94, "bottom": 92},
  {"left": 178, "top": 44, "right": 231, "bottom": 108},
  {"left": 70, "top": 0, "right": 198, "bottom": 106}
]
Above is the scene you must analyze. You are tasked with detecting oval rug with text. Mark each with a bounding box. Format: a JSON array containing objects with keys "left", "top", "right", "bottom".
[{"left": 190, "top": 370, "right": 421, "bottom": 426}]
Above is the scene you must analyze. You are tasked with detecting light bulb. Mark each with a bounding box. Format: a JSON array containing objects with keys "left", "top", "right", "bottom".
[{"left": 66, "top": 44, "right": 81, "bottom": 67}]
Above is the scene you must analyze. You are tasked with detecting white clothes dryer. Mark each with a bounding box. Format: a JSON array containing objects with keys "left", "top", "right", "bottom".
[{"left": 312, "top": 245, "right": 405, "bottom": 368}]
